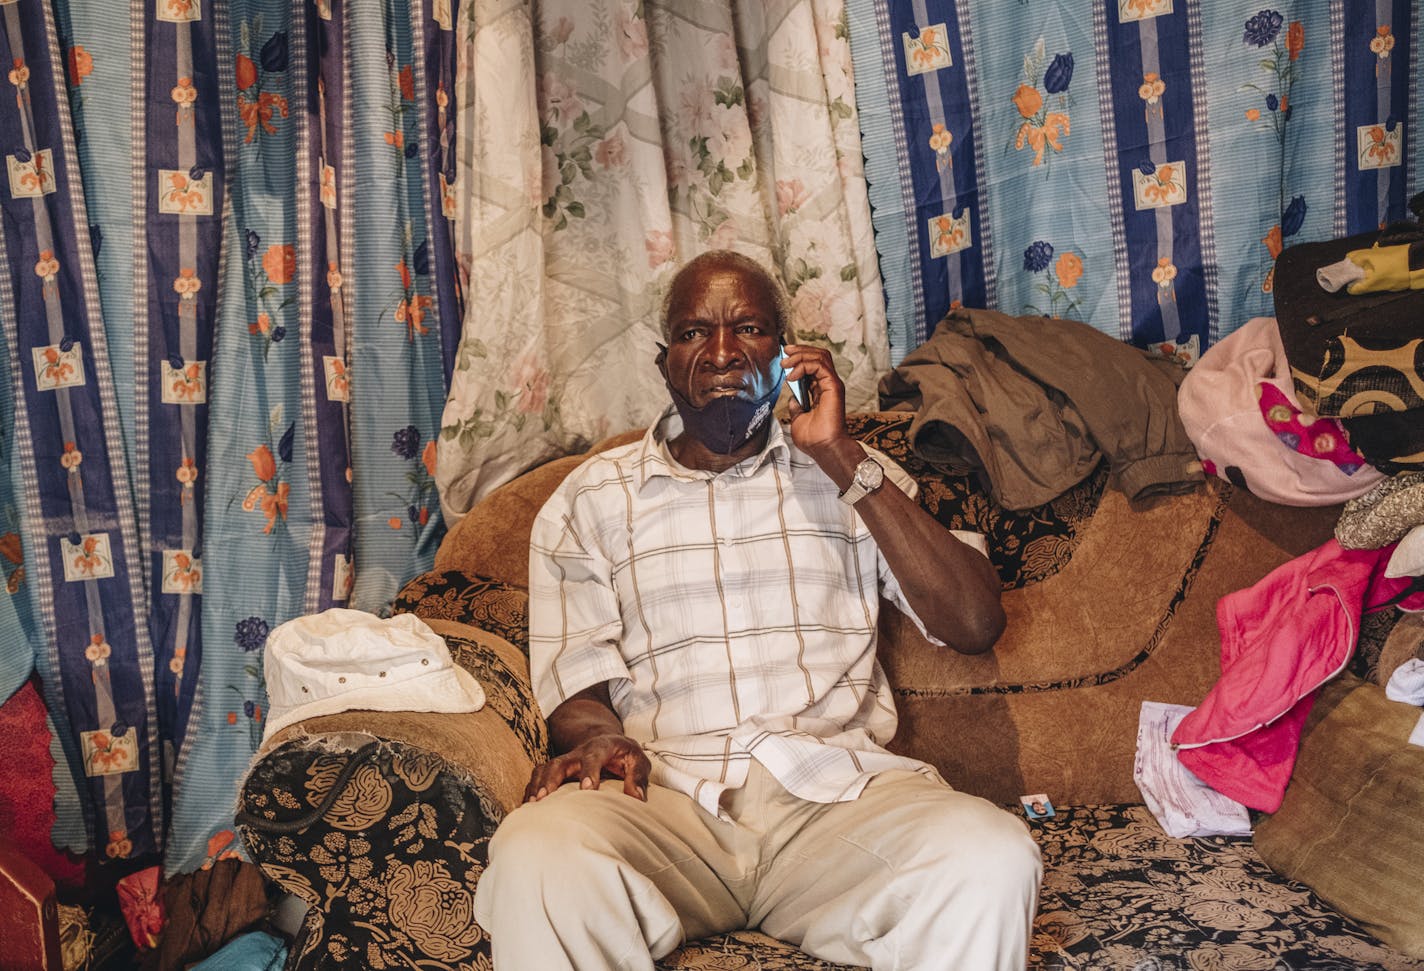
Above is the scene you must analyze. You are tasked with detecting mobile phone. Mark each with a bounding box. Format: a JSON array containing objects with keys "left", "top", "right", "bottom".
[{"left": 782, "top": 343, "right": 813, "bottom": 408}]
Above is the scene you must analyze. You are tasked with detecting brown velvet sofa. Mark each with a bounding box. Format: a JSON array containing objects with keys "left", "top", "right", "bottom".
[{"left": 237, "top": 412, "right": 1424, "bottom": 970}]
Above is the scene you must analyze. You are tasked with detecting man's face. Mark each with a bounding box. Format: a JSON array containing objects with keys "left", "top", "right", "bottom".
[{"left": 663, "top": 264, "right": 782, "bottom": 409}]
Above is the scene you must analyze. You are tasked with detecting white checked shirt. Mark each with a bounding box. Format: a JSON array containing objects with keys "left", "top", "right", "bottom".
[{"left": 529, "top": 408, "right": 989, "bottom": 819}]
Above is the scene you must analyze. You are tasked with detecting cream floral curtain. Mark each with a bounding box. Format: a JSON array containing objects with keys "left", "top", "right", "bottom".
[{"left": 437, "top": 0, "right": 888, "bottom": 517}]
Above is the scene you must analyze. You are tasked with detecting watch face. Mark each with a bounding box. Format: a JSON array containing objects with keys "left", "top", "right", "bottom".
[{"left": 857, "top": 459, "right": 884, "bottom": 490}]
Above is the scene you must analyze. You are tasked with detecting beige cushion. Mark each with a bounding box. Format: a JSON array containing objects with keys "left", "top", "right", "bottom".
[{"left": 1254, "top": 673, "right": 1424, "bottom": 958}]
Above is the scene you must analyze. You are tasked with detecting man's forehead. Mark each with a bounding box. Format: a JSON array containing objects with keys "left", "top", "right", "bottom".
[{"left": 668, "top": 264, "right": 776, "bottom": 314}]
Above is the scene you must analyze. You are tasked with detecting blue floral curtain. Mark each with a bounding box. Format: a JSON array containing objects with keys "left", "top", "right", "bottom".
[
  {"left": 846, "top": 0, "right": 1422, "bottom": 364},
  {"left": 0, "top": 0, "right": 459, "bottom": 873}
]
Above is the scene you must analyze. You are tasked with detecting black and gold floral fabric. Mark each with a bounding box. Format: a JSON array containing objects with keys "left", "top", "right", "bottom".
[
  {"left": 392, "top": 570, "right": 530, "bottom": 651},
  {"left": 850, "top": 413, "right": 1106, "bottom": 589},
  {"left": 239, "top": 739, "right": 501, "bottom": 971},
  {"left": 239, "top": 759, "right": 1421, "bottom": 971}
]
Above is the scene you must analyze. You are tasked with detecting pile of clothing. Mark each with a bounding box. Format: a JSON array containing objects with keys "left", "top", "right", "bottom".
[{"left": 878, "top": 210, "right": 1424, "bottom": 827}]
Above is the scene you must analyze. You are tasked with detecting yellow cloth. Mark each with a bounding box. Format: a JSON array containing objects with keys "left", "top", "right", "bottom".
[{"left": 1346, "top": 243, "right": 1424, "bottom": 293}]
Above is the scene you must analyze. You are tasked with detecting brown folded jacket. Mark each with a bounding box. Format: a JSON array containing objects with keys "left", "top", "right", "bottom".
[{"left": 879, "top": 308, "right": 1201, "bottom": 510}]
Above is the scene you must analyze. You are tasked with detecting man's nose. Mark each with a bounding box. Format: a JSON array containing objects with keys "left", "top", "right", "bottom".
[{"left": 706, "top": 326, "right": 743, "bottom": 367}]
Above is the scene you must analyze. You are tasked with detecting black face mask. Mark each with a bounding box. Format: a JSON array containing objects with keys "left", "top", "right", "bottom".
[{"left": 655, "top": 344, "right": 784, "bottom": 454}]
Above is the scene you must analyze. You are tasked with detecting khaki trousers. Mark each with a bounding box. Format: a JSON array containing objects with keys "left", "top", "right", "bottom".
[{"left": 473, "top": 762, "right": 1041, "bottom": 970}]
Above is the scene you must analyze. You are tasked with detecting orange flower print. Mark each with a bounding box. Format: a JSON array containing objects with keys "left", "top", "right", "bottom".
[
  {"left": 67, "top": 46, "right": 92, "bottom": 86},
  {"left": 170, "top": 361, "right": 204, "bottom": 401},
  {"left": 61, "top": 441, "right": 83, "bottom": 471},
  {"left": 1370, "top": 25, "right": 1394, "bottom": 59},
  {"left": 33, "top": 250, "right": 59, "bottom": 285},
  {"left": 85, "top": 634, "right": 111, "bottom": 666},
  {"left": 247, "top": 444, "right": 276, "bottom": 482},
  {"left": 1286, "top": 21, "right": 1303, "bottom": 61},
  {"left": 238, "top": 91, "right": 289, "bottom": 142},
  {"left": 70, "top": 535, "right": 106, "bottom": 577},
  {"left": 422, "top": 439, "right": 437, "bottom": 477},
  {"left": 236, "top": 54, "right": 258, "bottom": 91},
  {"left": 249, "top": 312, "right": 272, "bottom": 336},
  {"left": 398, "top": 64, "right": 415, "bottom": 102},
  {"left": 1013, "top": 84, "right": 1043, "bottom": 119},
  {"left": 173, "top": 268, "right": 202, "bottom": 300},
  {"left": 388, "top": 517, "right": 403, "bottom": 530},
  {"left": 262, "top": 482, "right": 290, "bottom": 534},
  {"left": 384, "top": 130, "right": 405, "bottom": 149},
  {"left": 262, "top": 244, "right": 295, "bottom": 285},
  {"left": 1362, "top": 126, "right": 1397, "bottom": 165},
  {"left": 1015, "top": 112, "right": 1070, "bottom": 167},
  {"left": 1054, "top": 252, "right": 1083, "bottom": 289},
  {"left": 1262, "top": 224, "right": 1283, "bottom": 260},
  {"left": 40, "top": 347, "right": 75, "bottom": 385},
  {"left": 395, "top": 294, "right": 433, "bottom": 339},
  {"left": 1245, "top": 108, "right": 1261, "bottom": 121},
  {"left": 8, "top": 58, "right": 30, "bottom": 89},
  {"left": 171, "top": 77, "right": 197, "bottom": 105},
  {"left": 227, "top": 711, "right": 238, "bottom": 725},
  {"left": 397, "top": 260, "right": 412, "bottom": 292},
  {"left": 908, "top": 26, "right": 947, "bottom": 71},
  {"left": 106, "top": 832, "right": 132, "bottom": 860}
]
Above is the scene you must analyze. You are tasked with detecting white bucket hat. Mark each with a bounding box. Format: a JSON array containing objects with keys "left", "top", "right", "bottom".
[{"left": 262, "top": 608, "right": 485, "bottom": 742}]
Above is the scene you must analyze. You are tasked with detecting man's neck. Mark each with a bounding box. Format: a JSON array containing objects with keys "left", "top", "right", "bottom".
[{"left": 667, "top": 424, "right": 773, "bottom": 474}]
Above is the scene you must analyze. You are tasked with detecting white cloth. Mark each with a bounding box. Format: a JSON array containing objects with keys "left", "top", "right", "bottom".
[
  {"left": 1386, "top": 658, "right": 1424, "bottom": 706},
  {"left": 1315, "top": 257, "right": 1367, "bottom": 293},
  {"left": 1386, "top": 524, "right": 1424, "bottom": 578},
  {"left": 1133, "top": 701, "right": 1252, "bottom": 837},
  {"left": 474, "top": 762, "right": 1041, "bottom": 971},
  {"left": 528, "top": 408, "right": 988, "bottom": 820},
  {"left": 261, "top": 608, "right": 484, "bottom": 741}
]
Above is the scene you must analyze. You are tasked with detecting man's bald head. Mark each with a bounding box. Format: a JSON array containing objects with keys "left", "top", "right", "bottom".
[{"left": 661, "top": 251, "right": 791, "bottom": 343}]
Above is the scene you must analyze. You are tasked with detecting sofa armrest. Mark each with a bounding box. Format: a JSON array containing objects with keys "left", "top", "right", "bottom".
[{"left": 236, "top": 617, "right": 543, "bottom": 970}]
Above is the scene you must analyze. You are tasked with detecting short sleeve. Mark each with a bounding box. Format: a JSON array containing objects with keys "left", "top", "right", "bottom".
[{"left": 528, "top": 475, "right": 632, "bottom": 720}]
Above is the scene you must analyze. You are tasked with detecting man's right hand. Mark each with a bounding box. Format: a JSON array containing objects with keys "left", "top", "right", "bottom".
[{"left": 523, "top": 732, "right": 651, "bottom": 803}]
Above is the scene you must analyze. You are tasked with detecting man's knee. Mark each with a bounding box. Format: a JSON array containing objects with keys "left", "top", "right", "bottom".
[{"left": 911, "top": 796, "right": 1042, "bottom": 899}]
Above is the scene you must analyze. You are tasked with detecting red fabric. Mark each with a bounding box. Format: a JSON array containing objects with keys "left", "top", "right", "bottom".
[
  {"left": 117, "top": 866, "right": 164, "bottom": 950},
  {"left": 1171, "top": 539, "right": 1424, "bottom": 811},
  {"left": 0, "top": 680, "right": 85, "bottom": 889}
]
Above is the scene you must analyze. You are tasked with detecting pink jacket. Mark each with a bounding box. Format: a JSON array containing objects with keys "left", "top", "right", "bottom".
[{"left": 1170, "top": 539, "right": 1424, "bottom": 812}]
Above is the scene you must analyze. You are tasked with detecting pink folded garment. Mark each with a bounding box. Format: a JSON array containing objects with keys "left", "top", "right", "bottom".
[
  {"left": 1177, "top": 317, "right": 1384, "bottom": 506},
  {"left": 1171, "top": 539, "right": 1424, "bottom": 811}
]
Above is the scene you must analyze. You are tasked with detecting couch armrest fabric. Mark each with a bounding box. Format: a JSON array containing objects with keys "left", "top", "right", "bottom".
[
  {"left": 1253, "top": 674, "right": 1424, "bottom": 958},
  {"left": 237, "top": 618, "right": 544, "bottom": 970}
]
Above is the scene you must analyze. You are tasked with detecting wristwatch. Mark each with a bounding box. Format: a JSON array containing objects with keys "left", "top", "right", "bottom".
[{"left": 838, "top": 457, "right": 886, "bottom": 506}]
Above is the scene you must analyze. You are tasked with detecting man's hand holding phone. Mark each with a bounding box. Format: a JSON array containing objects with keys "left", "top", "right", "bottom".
[{"left": 781, "top": 342, "right": 815, "bottom": 411}]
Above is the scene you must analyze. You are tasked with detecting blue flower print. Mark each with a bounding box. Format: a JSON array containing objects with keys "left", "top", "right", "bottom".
[
  {"left": 235, "top": 616, "right": 270, "bottom": 652},
  {"left": 1243, "top": 10, "right": 1283, "bottom": 48},
  {"left": 1043, "top": 53, "right": 1074, "bottom": 95},
  {"left": 1281, "top": 195, "right": 1307, "bottom": 238},
  {"left": 1023, "top": 240, "right": 1054, "bottom": 273},
  {"left": 1265, "top": 93, "right": 1278, "bottom": 111},
  {"left": 391, "top": 425, "right": 422, "bottom": 460}
]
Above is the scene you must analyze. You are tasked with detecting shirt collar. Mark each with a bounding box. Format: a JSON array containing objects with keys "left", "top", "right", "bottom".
[{"left": 636, "top": 405, "right": 791, "bottom": 491}]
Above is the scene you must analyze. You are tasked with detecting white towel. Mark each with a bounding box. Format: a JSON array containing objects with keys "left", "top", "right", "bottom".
[
  {"left": 1385, "top": 658, "right": 1424, "bottom": 706},
  {"left": 1134, "top": 701, "right": 1252, "bottom": 838}
]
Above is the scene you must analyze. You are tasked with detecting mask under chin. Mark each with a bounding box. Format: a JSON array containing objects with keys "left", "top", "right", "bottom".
[{"left": 655, "top": 344, "right": 783, "bottom": 454}]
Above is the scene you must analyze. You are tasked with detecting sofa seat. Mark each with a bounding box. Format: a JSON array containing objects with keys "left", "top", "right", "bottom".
[
  {"left": 238, "top": 413, "right": 1424, "bottom": 969},
  {"left": 240, "top": 729, "right": 1422, "bottom": 971}
]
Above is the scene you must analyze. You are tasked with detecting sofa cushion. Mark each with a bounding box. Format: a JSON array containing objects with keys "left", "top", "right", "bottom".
[{"left": 1253, "top": 673, "right": 1424, "bottom": 958}]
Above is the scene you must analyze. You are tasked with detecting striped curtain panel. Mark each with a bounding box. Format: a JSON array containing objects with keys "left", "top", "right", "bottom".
[
  {"left": 0, "top": 0, "right": 459, "bottom": 873},
  {"left": 846, "top": 0, "right": 1422, "bottom": 364}
]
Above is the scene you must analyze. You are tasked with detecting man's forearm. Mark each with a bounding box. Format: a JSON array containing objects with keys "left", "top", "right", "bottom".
[{"left": 817, "top": 438, "right": 1005, "bottom": 654}]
